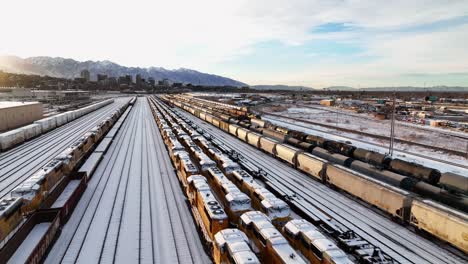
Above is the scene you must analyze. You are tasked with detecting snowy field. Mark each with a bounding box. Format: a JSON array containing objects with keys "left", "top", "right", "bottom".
[
  {"left": 262, "top": 104, "right": 467, "bottom": 154},
  {"left": 263, "top": 115, "right": 468, "bottom": 176}
]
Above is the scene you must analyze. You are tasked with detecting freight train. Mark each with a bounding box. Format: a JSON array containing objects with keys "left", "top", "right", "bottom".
[
  {"left": 148, "top": 96, "right": 353, "bottom": 263},
  {"left": 0, "top": 99, "right": 116, "bottom": 152},
  {"left": 213, "top": 228, "right": 260, "bottom": 264},
  {"left": 0, "top": 98, "right": 133, "bottom": 245},
  {"left": 162, "top": 95, "right": 468, "bottom": 254},
  {"left": 173, "top": 94, "right": 467, "bottom": 196}
]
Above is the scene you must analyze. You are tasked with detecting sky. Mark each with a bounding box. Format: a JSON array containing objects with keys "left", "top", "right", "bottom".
[{"left": 1, "top": 0, "right": 468, "bottom": 88}]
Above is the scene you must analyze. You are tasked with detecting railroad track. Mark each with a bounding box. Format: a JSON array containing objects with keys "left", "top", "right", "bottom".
[
  {"left": 297, "top": 104, "right": 468, "bottom": 141},
  {"left": 174, "top": 106, "right": 467, "bottom": 264},
  {"left": 0, "top": 102, "right": 120, "bottom": 168},
  {"left": 262, "top": 114, "right": 468, "bottom": 171},
  {"left": 0, "top": 101, "right": 128, "bottom": 199},
  {"left": 45, "top": 98, "right": 210, "bottom": 264},
  {"left": 52, "top": 98, "right": 140, "bottom": 263}
]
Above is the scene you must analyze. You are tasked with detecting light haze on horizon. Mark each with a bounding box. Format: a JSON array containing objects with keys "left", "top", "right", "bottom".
[{"left": 1, "top": 0, "right": 468, "bottom": 88}]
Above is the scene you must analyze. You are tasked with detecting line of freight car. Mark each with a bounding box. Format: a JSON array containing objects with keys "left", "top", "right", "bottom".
[
  {"left": 253, "top": 118, "right": 467, "bottom": 195},
  {"left": 173, "top": 106, "right": 464, "bottom": 264},
  {"left": 150, "top": 98, "right": 258, "bottom": 264},
  {"left": 157, "top": 99, "right": 292, "bottom": 226},
  {"left": 0, "top": 99, "right": 115, "bottom": 152},
  {"left": 174, "top": 119, "right": 356, "bottom": 264},
  {"left": 0, "top": 102, "right": 123, "bottom": 172},
  {"left": 175, "top": 96, "right": 249, "bottom": 118},
  {"left": 163, "top": 96, "right": 468, "bottom": 257},
  {"left": 47, "top": 101, "right": 144, "bottom": 264},
  {"left": 223, "top": 117, "right": 468, "bottom": 212},
  {"left": 167, "top": 114, "right": 291, "bottom": 229},
  {"left": 256, "top": 123, "right": 442, "bottom": 186},
  {"left": 151, "top": 97, "right": 304, "bottom": 264},
  {"left": 198, "top": 103, "right": 468, "bottom": 253},
  {"left": 151, "top": 97, "right": 356, "bottom": 264},
  {"left": 149, "top": 99, "right": 230, "bottom": 244},
  {"left": 0, "top": 170, "right": 88, "bottom": 263},
  {"left": 0, "top": 98, "right": 132, "bottom": 248},
  {"left": 184, "top": 101, "right": 453, "bottom": 191},
  {"left": 174, "top": 98, "right": 468, "bottom": 209},
  {"left": 0, "top": 102, "right": 126, "bottom": 197},
  {"left": 158, "top": 97, "right": 398, "bottom": 264},
  {"left": 185, "top": 116, "right": 407, "bottom": 264},
  {"left": 249, "top": 125, "right": 468, "bottom": 212}
]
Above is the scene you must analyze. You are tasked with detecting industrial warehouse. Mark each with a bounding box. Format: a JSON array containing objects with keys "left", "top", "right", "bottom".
[{"left": 0, "top": 93, "right": 466, "bottom": 264}]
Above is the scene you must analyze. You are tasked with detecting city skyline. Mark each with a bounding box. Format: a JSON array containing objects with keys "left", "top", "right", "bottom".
[{"left": 1, "top": 0, "right": 468, "bottom": 88}]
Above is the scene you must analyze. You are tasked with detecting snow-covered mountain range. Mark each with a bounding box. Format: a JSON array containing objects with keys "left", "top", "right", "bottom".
[{"left": 0, "top": 55, "right": 246, "bottom": 87}]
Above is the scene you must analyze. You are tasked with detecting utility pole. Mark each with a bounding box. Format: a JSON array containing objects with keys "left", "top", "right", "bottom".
[{"left": 388, "top": 92, "right": 396, "bottom": 157}]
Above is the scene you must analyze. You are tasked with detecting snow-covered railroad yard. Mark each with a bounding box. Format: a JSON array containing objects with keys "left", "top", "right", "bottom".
[
  {"left": 0, "top": 98, "right": 130, "bottom": 199},
  {"left": 175, "top": 106, "right": 467, "bottom": 264},
  {"left": 45, "top": 98, "right": 210, "bottom": 264}
]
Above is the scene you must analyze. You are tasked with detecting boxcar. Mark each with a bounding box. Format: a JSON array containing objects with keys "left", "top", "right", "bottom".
[
  {"left": 326, "top": 165, "right": 413, "bottom": 221},
  {"left": 259, "top": 137, "right": 278, "bottom": 155},
  {"left": 283, "top": 219, "right": 352, "bottom": 264},
  {"left": 0, "top": 129, "right": 25, "bottom": 151},
  {"left": 21, "top": 124, "right": 42, "bottom": 141},
  {"left": 239, "top": 211, "right": 306, "bottom": 264},
  {"left": 250, "top": 118, "right": 266, "bottom": 128},
  {"left": 236, "top": 127, "right": 250, "bottom": 142},
  {"left": 296, "top": 153, "right": 327, "bottom": 181},
  {"left": 228, "top": 124, "right": 240, "bottom": 137},
  {"left": 212, "top": 117, "right": 221, "bottom": 128},
  {"left": 262, "top": 129, "right": 287, "bottom": 142},
  {"left": 410, "top": 199, "right": 468, "bottom": 253},
  {"left": 275, "top": 144, "right": 302, "bottom": 166},
  {"left": 247, "top": 132, "right": 263, "bottom": 148},
  {"left": 0, "top": 197, "right": 23, "bottom": 243},
  {"left": 213, "top": 229, "right": 260, "bottom": 264}
]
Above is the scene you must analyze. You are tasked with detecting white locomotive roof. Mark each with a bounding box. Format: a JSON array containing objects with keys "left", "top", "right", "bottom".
[
  {"left": 261, "top": 198, "right": 290, "bottom": 211},
  {"left": 312, "top": 238, "right": 341, "bottom": 253},
  {"left": 253, "top": 187, "right": 276, "bottom": 200},
  {"left": 271, "top": 241, "right": 307, "bottom": 264},
  {"left": 226, "top": 192, "right": 251, "bottom": 205},
  {"left": 215, "top": 228, "right": 248, "bottom": 245},
  {"left": 201, "top": 191, "right": 227, "bottom": 220},
  {"left": 232, "top": 170, "right": 254, "bottom": 183},
  {"left": 190, "top": 179, "right": 211, "bottom": 192},
  {"left": 284, "top": 219, "right": 317, "bottom": 236},
  {"left": 182, "top": 159, "right": 198, "bottom": 173},
  {"left": 232, "top": 250, "right": 260, "bottom": 264},
  {"left": 221, "top": 160, "right": 241, "bottom": 170},
  {"left": 44, "top": 158, "right": 63, "bottom": 172},
  {"left": 0, "top": 197, "right": 22, "bottom": 218}
]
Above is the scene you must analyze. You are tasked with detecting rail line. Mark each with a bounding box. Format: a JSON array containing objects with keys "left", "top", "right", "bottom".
[
  {"left": 0, "top": 102, "right": 120, "bottom": 168},
  {"left": 45, "top": 98, "right": 210, "bottom": 264},
  {"left": 0, "top": 101, "right": 129, "bottom": 199},
  {"left": 262, "top": 113, "right": 468, "bottom": 171},
  {"left": 297, "top": 104, "right": 468, "bottom": 141},
  {"left": 174, "top": 105, "right": 467, "bottom": 264},
  {"left": 261, "top": 111, "right": 467, "bottom": 158}
]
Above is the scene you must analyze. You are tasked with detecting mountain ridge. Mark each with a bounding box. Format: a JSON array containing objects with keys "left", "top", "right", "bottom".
[{"left": 0, "top": 55, "right": 246, "bottom": 87}]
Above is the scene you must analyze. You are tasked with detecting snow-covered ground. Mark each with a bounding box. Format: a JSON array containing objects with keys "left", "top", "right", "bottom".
[
  {"left": 265, "top": 104, "right": 467, "bottom": 154},
  {"left": 263, "top": 115, "right": 468, "bottom": 176},
  {"left": 45, "top": 98, "right": 210, "bottom": 264}
]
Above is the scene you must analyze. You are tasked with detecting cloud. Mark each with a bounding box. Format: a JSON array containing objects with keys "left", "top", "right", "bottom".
[{"left": 1, "top": 0, "right": 467, "bottom": 87}]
